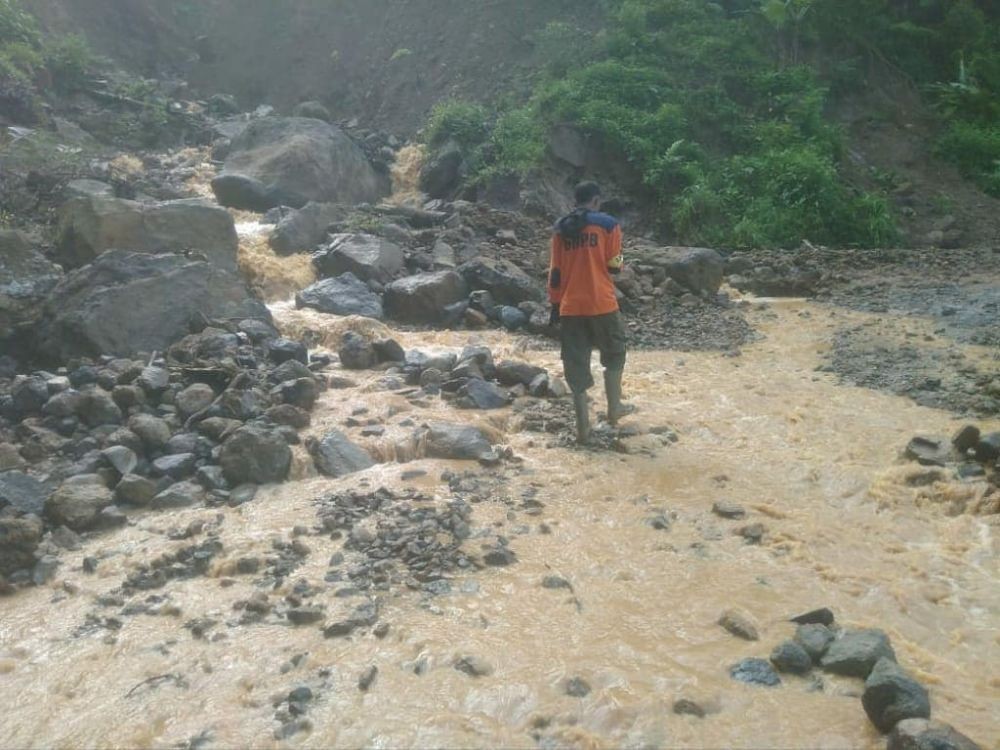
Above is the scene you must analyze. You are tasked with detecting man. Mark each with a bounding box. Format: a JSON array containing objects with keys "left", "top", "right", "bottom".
[{"left": 549, "top": 181, "right": 633, "bottom": 444}]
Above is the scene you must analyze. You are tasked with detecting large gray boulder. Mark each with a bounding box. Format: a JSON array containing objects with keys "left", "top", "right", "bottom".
[
  {"left": 269, "top": 202, "right": 347, "bottom": 255},
  {"left": 0, "top": 515, "right": 43, "bottom": 576},
  {"left": 821, "top": 628, "right": 897, "bottom": 678},
  {"left": 862, "top": 658, "right": 931, "bottom": 733},
  {"left": 420, "top": 423, "right": 496, "bottom": 461},
  {"left": 0, "top": 471, "right": 49, "bottom": 516},
  {"left": 888, "top": 719, "right": 982, "bottom": 750},
  {"left": 313, "top": 234, "right": 405, "bottom": 283},
  {"left": 0, "top": 230, "right": 63, "bottom": 341},
  {"left": 457, "top": 257, "right": 543, "bottom": 305},
  {"left": 219, "top": 426, "right": 292, "bottom": 486},
  {"left": 44, "top": 475, "right": 113, "bottom": 532},
  {"left": 633, "top": 246, "right": 725, "bottom": 297},
  {"left": 55, "top": 196, "right": 239, "bottom": 272},
  {"left": 383, "top": 271, "right": 468, "bottom": 324},
  {"left": 309, "top": 430, "right": 374, "bottom": 477},
  {"left": 37, "top": 251, "right": 271, "bottom": 360},
  {"left": 419, "top": 141, "right": 465, "bottom": 199},
  {"left": 295, "top": 273, "right": 384, "bottom": 319},
  {"left": 213, "top": 117, "right": 387, "bottom": 210}
]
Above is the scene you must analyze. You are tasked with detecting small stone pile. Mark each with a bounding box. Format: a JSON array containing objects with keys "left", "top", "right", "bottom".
[
  {"left": 0, "top": 319, "right": 323, "bottom": 592},
  {"left": 905, "top": 425, "right": 1000, "bottom": 478}
]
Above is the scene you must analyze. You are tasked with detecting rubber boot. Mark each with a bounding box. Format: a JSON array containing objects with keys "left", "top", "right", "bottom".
[
  {"left": 572, "top": 391, "right": 591, "bottom": 445},
  {"left": 604, "top": 369, "right": 635, "bottom": 427}
]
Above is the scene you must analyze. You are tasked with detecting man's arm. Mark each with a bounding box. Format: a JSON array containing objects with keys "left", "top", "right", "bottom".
[
  {"left": 548, "top": 234, "right": 564, "bottom": 305},
  {"left": 606, "top": 224, "right": 624, "bottom": 274}
]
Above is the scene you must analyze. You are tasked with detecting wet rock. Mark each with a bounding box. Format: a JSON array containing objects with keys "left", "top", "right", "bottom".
[
  {"left": 195, "top": 466, "right": 228, "bottom": 492},
  {"left": 55, "top": 196, "right": 239, "bottom": 272},
  {"left": 129, "top": 414, "right": 173, "bottom": 452},
  {"left": 267, "top": 338, "right": 308, "bottom": 365},
  {"left": 271, "top": 378, "right": 320, "bottom": 411},
  {"left": 542, "top": 575, "right": 572, "bottom": 590},
  {"left": 565, "top": 677, "right": 591, "bottom": 697},
  {"left": 821, "top": 628, "right": 896, "bottom": 678},
  {"left": 770, "top": 640, "right": 813, "bottom": 675},
  {"left": 32, "top": 554, "right": 60, "bottom": 585},
  {"left": 176, "top": 384, "right": 216, "bottom": 418},
  {"left": 38, "top": 251, "right": 270, "bottom": 360},
  {"left": 712, "top": 500, "right": 746, "bottom": 519},
  {"left": 0, "top": 443, "right": 27, "bottom": 473},
  {"left": 197, "top": 417, "right": 242, "bottom": 442},
  {"left": 215, "top": 117, "right": 386, "bottom": 209},
  {"left": 673, "top": 699, "right": 707, "bottom": 718},
  {"left": 904, "top": 436, "right": 953, "bottom": 467},
  {"left": 115, "top": 474, "right": 160, "bottom": 506},
  {"left": 339, "top": 332, "right": 378, "bottom": 370},
  {"left": 137, "top": 366, "right": 169, "bottom": 394},
  {"left": 862, "top": 657, "right": 931, "bottom": 733},
  {"left": 483, "top": 546, "right": 517, "bottom": 567},
  {"left": 266, "top": 404, "right": 311, "bottom": 429},
  {"left": 220, "top": 427, "right": 292, "bottom": 486},
  {"left": 314, "top": 234, "right": 404, "bottom": 283},
  {"left": 421, "top": 423, "right": 496, "bottom": 462},
  {"left": 637, "top": 246, "right": 725, "bottom": 297},
  {"left": 951, "top": 425, "right": 981, "bottom": 453},
  {"left": 457, "top": 258, "right": 542, "bottom": 306},
  {"left": 269, "top": 201, "right": 346, "bottom": 255},
  {"left": 323, "top": 601, "right": 379, "bottom": 638},
  {"left": 729, "top": 658, "right": 781, "bottom": 687},
  {"left": 0, "top": 229, "right": 62, "bottom": 340},
  {"left": 309, "top": 430, "right": 374, "bottom": 478},
  {"left": 735, "top": 523, "right": 766, "bottom": 545},
  {"left": 77, "top": 389, "right": 122, "bottom": 427},
  {"left": 14, "top": 377, "right": 53, "bottom": 418},
  {"left": 887, "top": 719, "right": 982, "bottom": 750},
  {"left": 795, "top": 623, "right": 835, "bottom": 662},
  {"left": 790, "top": 608, "right": 835, "bottom": 626},
  {"left": 152, "top": 453, "right": 197, "bottom": 480},
  {"left": 384, "top": 271, "right": 469, "bottom": 324},
  {"left": 419, "top": 141, "right": 465, "bottom": 199},
  {"left": 287, "top": 606, "right": 325, "bottom": 625},
  {"left": 152, "top": 482, "right": 204, "bottom": 509},
  {"left": 296, "top": 273, "right": 384, "bottom": 319},
  {"left": 453, "top": 655, "right": 494, "bottom": 678},
  {"left": 0, "top": 471, "right": 48, "bottom": 515},
  {"left": 456, "top": 379, "right": 509, "bottom": 410},
  {"left": 45, "top": 475, "right": 113, "bottom": 531},
  {"left": 719, "top": 609, "right": 760, "bottom": 641},
  {"left": 229, "top": 484, "right": 258, "bottom": 506},
  {"left": 358, "top": 665, "right": 378, "bottom": 692},
  {"left": 974, "top": 432, "right": 1000, "bottom": 463},
  {"left": 0, "top": 514, "right": 43, "bottom": 575},
  {"left": 495, "top": 360, "right": 546, "bottom": 388}
]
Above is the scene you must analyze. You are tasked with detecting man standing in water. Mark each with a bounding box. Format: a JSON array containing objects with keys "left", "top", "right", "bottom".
[{"left": 549, "top": 181, "right": 633, "bottom": 444}]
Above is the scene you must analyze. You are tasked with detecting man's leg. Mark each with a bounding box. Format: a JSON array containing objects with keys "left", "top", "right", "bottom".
[
  {"left": 594, "top": 311, "right": 634, "bottom": 426},
  {"left": 560, "top": 316, "right": 595, "bottom": 444}
]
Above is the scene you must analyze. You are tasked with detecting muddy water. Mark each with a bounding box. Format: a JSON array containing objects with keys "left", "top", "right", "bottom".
[{"left": 1, "top": 290, "right": 998, "bottom": 749}]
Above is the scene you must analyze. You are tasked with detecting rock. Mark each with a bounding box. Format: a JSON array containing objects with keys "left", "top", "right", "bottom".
[
  {"left": 292, "top": 100, "right": 332, "bottom": 122},
  {"left": 888, "top": 719, "right": 982, "bottom": 750},
  {"left": 214, "top": 117, "right": 386, "bottom": 209},
  {"left": 712, "top": 500, "right": 746, "bottom": 519},
  {"left": 152, "top": 453, "right": 197, "bottom": 480},
  {"left": 310, "top": 431, "right": 374, "bottom": 477},
  {"left": 0, "top": 471, "right": 48, "bottom": 515},
  {"left": 323, "top": 602, "right": 379, "bottom": 638},
  {"left": 951, "top": 425, "right": 981, "bottom": 453},
  {"left": 383, "top": 271, "right": 469, "bottom": 324},
  {"left": 453, "top": 655, "right": 494, "bottom": 678},
  {"left": 821, "top": 628, "right": 896, "bottom": 678},
  {"left": 483, "top": 546, "right": 517, "bottom": 566},
  {"left": 457, "top": 379, "right": 509, "bottom": 410},
  {"left": 0, "top": 514, "right": 43, "bottom": 575},
  {"left": 137, "top": 366, "right": 170, "bottom": 394},
  {"left": 102, "top": 446, "right": 138, "bottom": 476},
  {"left": 673, "top": 699, "right": 707, "bottom": 718},
  {"left": 287, "top": 606, "right": 325, "bottom": 625},
  {"left": 115, "top": 474, "right": 159, "bottom": 506},
  {"left": 373, "top": 338, "right": 405, "bottom": 363},
  {"left": 730, "top": 658, "right": 781, "bottom": 687},
  {"left": 358, "top": 665, "right": 378, "bottom": 692},
  {"left": 736, "top": 523, "right": 766, "bottom": 544},
  {"left": 32, "top": 554, "right": 60, "bottom": 585},
  {"left": 176, "top": 384, "right": 216, "bottom": 418},
  {"left": 12, "top": 377, "right": 50, "bottom": 418},
  {"left": 313, "top": 234, "right": 404, "bottom": 283},
  {"left": 457, "top": 258, "right": 543, "bottom": 306},
  {"left": 339, "top": 332, "right": 378, "bottom": 370},
  {"left": 38, "top": 251, "right": 271, "bottom": 360},
  {"left": 267, "top": 338, "right": 308, "bottom": 365},
  {"left": 55, "top": 196, "right": 239, "bottom": 272},
  {"left": 77, "top": 389, "right": 123, "bottom": 427},
  {"left": 271, "top": 378, "right": 320, "bottom": 410},
  {"left": 431, "top": 240, "right": 456, "bottom": 269},
  {"left": 0, "top": 443, "right": 27, "bottom": 473},
  {"left": 862, "top": 658, "right": 931, "bottom": 733},
  {"left": 770, "top": 640, "right": 813, "bottom": 675},
  {"left": 718, "top": 609, "right": 759, "bottom": 641},
  {"left": 0, "top": 230, "right": 63, "bottom": 340},
  {"left": 495, "top": 360, "right": 546, "bottom": 387},
  {"left": 63, "top": 179, "right": 115, "bottom": 200},
  {"left": 795, "top": 623, "right": 835, "bottom": 662},
  {"left": 419, "top": 142, "right": 465, "bottom": 198},
  {"left": 421, "top": 423, "right": 496, "bottom": 462},
  {"left": 266, "top": 404, "right": 311, "bottom": 429},
  {"left": 287, "top": 685, "right": 313, "bottom": 704},
  {"left": 296, "top": 273, "right": 383, "bottom": 319},
  {"left": 220, "top": 427, "right": 292, "bottom": 485},
  {"left": 152, "top": 481, "right": 204, "bottom": 509},
  {"left": 129, "top": 414, "right": 172, "bottom": 453},
  {"left": 549, "top": 125, "right": 588, "bottom": 168},
  {"left": 635, "top": 246, "right": 724, "bottom": 297},
  {"left": 45, "top": 475, "right": 113, "bottom": 531},
  {"left": 974, "top": 432, "right": 1000, "bottom": 463},
  {"left": 565, "top": 677, "right": 591, "bottom": 697},
  {"left": 790, "top": 608, "right": 835, "bottom": 626},
  {"left": 904, "top": 436, "right": 954, "bottom": 467}
]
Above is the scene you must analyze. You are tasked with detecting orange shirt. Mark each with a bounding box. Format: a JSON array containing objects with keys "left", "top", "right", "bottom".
[{"left": 548, "top": 211, "right": 623, "bottom": 316}]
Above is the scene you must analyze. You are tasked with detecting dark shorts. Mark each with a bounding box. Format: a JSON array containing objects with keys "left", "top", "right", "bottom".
[{"left": 560, "top": 311, "right": 628, "bottom": 393}]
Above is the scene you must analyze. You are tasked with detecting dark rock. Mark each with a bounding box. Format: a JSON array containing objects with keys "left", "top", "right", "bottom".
[
  {"left": 974, "top": 432, "right": 1000, "bottom": 463},
  {"left": 102, "top": 446, "right": 138, "bottom": 476},
  {"left": 790, "top": 608, "right": 835, "bottom": 626},
  {"left": 271, "top": 378, "right": 320, "bottom": 411},
  {"left": 266, "top": 404, "right": 311, "bottom": 429},
  {"left": 209, "top": 174, "right": 282, "bottom": 213},
  {"left": 339, "top": 332, "right": 378, "bottom": 370},
  {"left": 358, "top": 665, "right": 378, "bottom": 692},
  {"left": 323, "top": 601, "right": 379, "bottom": 638},
  {"left": 152, "top": 481, "right": 204, "bottom": 509},
  {"left": 862, "top": 658, "right": 931, "bottom": 733},
  {"left": 229, "top": 484, "right": 258, "bottom": 505},
  {"left": 904, "top": 436, "right": 954, "bottom": 467},
  {"left": 457, "top": 379, "right": 509, "bottom": 410},
  {"left": 495, "top": 360, "right": 546, "bottom": 387},
  {"left": 419, "top": 142, "right": 465, "bottom": 199},
  {"left": 0, "top": 471, "right": 48, "bottom": 515},
  {"left": 457, "top": 258, "right": 543, "bottom": 306},
  {"left": 287, "top": 606, "right": 325, "bottom": 625},
  {"left": 270, "top": 202, "right": 346, "bottom": 255},
  {"left": 309, "top": 430, "right": 374, "bottom": 477},
  {"left": 673, "top": 699, "right": 707, "bottom": 718},
  {"left": 268, "top": 338, "right": 308, "bottom": 365},
  {"left": 453, "top": 655, "right": 494, "bottom": 678},
  {"left": 0, "top": 514, "right": 43, "bottom": 575},
  {"left": 38, "top": 252, "right": 271, "bottom": 360},
  {"left": 887, "top": 719, "right": 982, "bottom": 750},
  {"left": 296, "top": 274, "right": 384, "bottom": 319},
  {"left": 636, "top": 246, "right": 724, "bottom": 297},
  {"left": 483, "top": 546, "right": 517, "bottom": 566},
  {"left": 770, "top": 640, "right": 813, "bottom": 675},
  {"left": 152, "top": 453, "right": 197, "bottom": 480},
  {"left": 730, "top": 658, "right": 781, "bottom": 687},
  {"left": 288, "top": 686, "right": 313, "bottom": 704},
  {"left": 951, "top": 425, "right": 981, "bottom": 453},
  {"left": 129, "top": 414, "right": 172, "bottom": 453},
  {"left": 77, "top": 389, "right": 122, "bottom": 427},
  {"left": 12, "top": 377, "right": 50, "bottom": 418},
  {"left": 736, "top": 523, "right": 766, "bottom": 544},
  {"left": 421, "top": 423, "right": 496, "bottom": 462},
  {"left": 712, "top": 500, "right": 746, "bottom": 519},
  {"left": 45, "top": 475, "right": 113, "bottom": 531},
  {"left": 32, "top": 554, "right": 60, "bottom": 585},
  {"left": 314, "top": 234, "right": 404, "bottom": 283},
  {"left": 0, "top": 230, "right": 62, "bottom": 340},
  {"left": 115, "top": 474, "right": 160, "bottom": 506},
  {"left": 373, "top": 338, "right": 405, "bottom": 363},
  {"left": 795, "top": 623, "right": 835, "bottom": 662},
  {"left": 219, "top": 427, "right": 292, "bottom": 485},
  {"left": 384, "top": 271, "right": 469, "bottom": 324},
  {"left": 821, "top": 628, "right": 896, "bottom": 678},
  {"left": 542, "top": 576, "right": 572, "bottom": 590},
  {"left": 195, "top": 466, "right": 228, "bottom": 491},
  {"left": 175, "top": 384, "right": 216, "bottom": 418},
  {"left": 718, "top": 609, "right": 759, "bottom": 641}
]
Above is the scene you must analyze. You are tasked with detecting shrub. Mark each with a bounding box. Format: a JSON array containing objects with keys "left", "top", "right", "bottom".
[
  {"left": 0, "top": 0, "right": 40, "bottom": 47},
  {"left": 43, "top": 33, "right": 94, "bottom": 91},
  {"left": 425, "top": 99, "right": 490, "bottom": 151},
  {"left": 482, "top": 106, "right": 546, "bottom": 177},
  {"left": 935, "top": 121, "right": 1000, "bottom": 196}
]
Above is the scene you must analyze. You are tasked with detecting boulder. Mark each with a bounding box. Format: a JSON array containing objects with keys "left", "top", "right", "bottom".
[
  {"left": 176, "top": 384, "right": 216, "bottom": 418},
  {"left": 420, "top": 423, "right": 495, "bottom": 462},
  {"left": 0, "top": 471, "right": 49, "bottom": 515},
  {"left": 339, "top": 332, "right": 378, "bottom": 370},
  {"left": 313, "top": 234, "right": 404, "bottom": 283},
  {"left": 44, "top": 475, "right": 113, "bottom": 531},
  {"left": 821, "top": 628, "right": 897, "bottom": 678},
  {"left": 0, "top": 230, "right": 63, "bottom": 341},
  {"left": 269, "top": 202, "right": 346, "bottom": 255},
  {"left": 457, "top": 257, "right": 543, "bottom": 306},
  {"left": 37, "top": 251, "right": 271, "bottom": 360},
  {"left": 292, "top": 100, "right": 332, "bottom": 122},
  {"left": 795, "top": 623, "right": 835, "bottom": 662},
  {"left": 634, "top": 246, "right": 724, "bottom": 297},
  {"left": 456, "top": 379, "right": 509, "bottom": 410},
  {"left": 0, "top": 514, "right": 43, "bottom": 575},
  {"left": 63, "top": 179, "right": 115, "bottom": 200},
  {"left": 549, "top": 125, "right": 588, "bottom": 168},
  {"left": 55, "top": 196, "right": 239, "bottom": 272},
  {"left": 888, "top": 719, "right": 982, "bottom": 750},
  {"left": 862, "top": 658, "right": 931, "bottom": 733},
  {"left": 384, "top": 271, "right": 468, "bottom": 324},
  {"left": 310, "top": 430, "right": 374, "bottom": 477},
  {"left": 129, "top": 414, "right": 172, "bottom": 453},
  {"left": 209, "top": 175, "right": 289, "bottom": 213},
  {"left": 729, "top": 658, "right": 781, "bottom": 687},
  {"left": 974, "top": 432, "right": 1000, "bottom": 463},
  {"left": 495, "top": 360, "right": 546, "bottom": 387},
  {"left": 270, "top": 377, "right": 320, "bottom": 410},
  {"left": 770, "top": 641, "right": 813, "bottom": 675},
  {"left": 296, "top": 274, "right": 384, "bottom": 319},
  {"left": 213, "top": 117, "right": 386, "bottom": 210},
  {"left": 904, "top": 436, "right": 954, "bottom": 467},
  {"left": 419, "top": 141, "right": 465, "bottom": 198},
  {"left": 152, "top": 481, "right": 204, "bottom": 509},
  {"left": 115, "top": 474, "right": 159, "bottom": 506},
  {"left": 219, "top": 426, "right": 292, "bottom": 485}
]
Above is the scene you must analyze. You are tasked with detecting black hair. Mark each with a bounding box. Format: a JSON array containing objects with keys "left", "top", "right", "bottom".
[{"left": 574, "top": 181, "right": 602, "bottom": 206}]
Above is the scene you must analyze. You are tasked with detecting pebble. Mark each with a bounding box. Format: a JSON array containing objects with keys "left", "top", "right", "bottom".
[
  {"left": 358, "top": 665, "right": 378, "bottom": 692},
  {"left": 730, "top": 658, "right": 781, "bottom": 687},
  {"left": 712, "top": 500, "right": 746, "bottom": 519},
  {"left": 565, "top": 677, "right": 591, "bottom": 697},
  {"left": 718, "top": 609, "right": 760, "bottom": 641},
  {"left": 673, "top": 699, "right": 707, "bottom": 718},
  {"left": 453, "top": 655, "right": 494, "bottom": 678}
]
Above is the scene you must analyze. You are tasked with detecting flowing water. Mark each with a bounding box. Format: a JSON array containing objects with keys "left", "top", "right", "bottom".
[{"left": 1, "top": 157, "right": 997, "bottom": 750}]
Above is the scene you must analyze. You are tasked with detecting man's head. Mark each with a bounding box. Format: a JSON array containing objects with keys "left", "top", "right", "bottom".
[{"left": 574, "top": 181, "right": 602, "bottom": 210}]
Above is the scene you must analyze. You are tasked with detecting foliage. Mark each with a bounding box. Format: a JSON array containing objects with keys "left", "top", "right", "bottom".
[
  {"left": 425, "top": 99, "right": 491, "bottom": 151},
  {"left": 0, "top": 0, "right": 39, "bottom": 47},
  {"left": 935, "top": 121, "right": 1000, "bottom": 196},
  {"left": 43, "top": 33, "right": 95, "bottom": 91}
]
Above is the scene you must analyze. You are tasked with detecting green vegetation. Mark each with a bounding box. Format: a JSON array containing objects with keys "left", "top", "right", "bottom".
[{"left": 422, "top": 0, "right": 1000, "bottom": 248}]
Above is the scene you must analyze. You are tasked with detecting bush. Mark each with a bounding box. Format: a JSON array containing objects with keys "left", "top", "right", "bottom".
[
  {"left": 482, "top": 106, "right": 546, "bottom": 177},
  {"left": 425, "top": 99, "right": 490, "bottom": 151},
  {"left": 0, "top": 0, "right": 40, "bottom": 47},
  {"left": 43, "top": 33, "right": 94, "bottom": 91},
  {"left": 936, "top": 121, "right": 1000, "bottom": 196}
]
